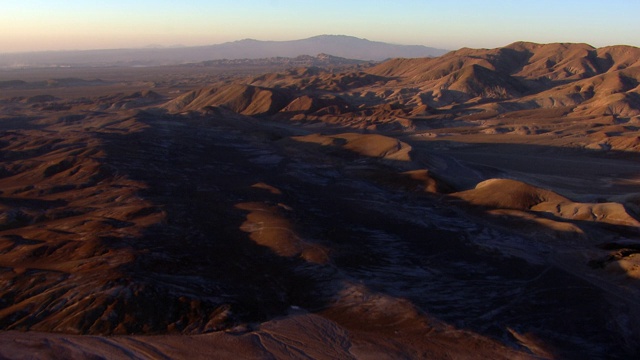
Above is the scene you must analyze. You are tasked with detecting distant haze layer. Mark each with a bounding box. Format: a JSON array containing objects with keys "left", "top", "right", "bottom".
[{"left": 0, "top": 35, "right": 448, "bottom": 68}]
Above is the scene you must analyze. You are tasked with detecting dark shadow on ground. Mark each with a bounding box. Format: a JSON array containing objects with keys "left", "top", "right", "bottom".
[{"left": 90, "top": 110, "right": 640, "bottom": 358}]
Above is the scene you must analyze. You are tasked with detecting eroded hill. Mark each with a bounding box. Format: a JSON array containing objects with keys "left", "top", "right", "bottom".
[{"left": 1, "top": 42, "right": 640, "bottom": 359}]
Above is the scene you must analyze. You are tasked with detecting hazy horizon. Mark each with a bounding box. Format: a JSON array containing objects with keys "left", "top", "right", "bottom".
[
  {"left": 2, "top": 0, "right": 640, "bottom": 54},
  {"left": 0, "top": 34, "right": 446, "bottom": 55}
]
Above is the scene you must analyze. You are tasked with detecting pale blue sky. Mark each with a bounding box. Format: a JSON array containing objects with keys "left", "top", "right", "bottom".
[{"left": 1, "top": 0, "right": 638, "bottom": 53}]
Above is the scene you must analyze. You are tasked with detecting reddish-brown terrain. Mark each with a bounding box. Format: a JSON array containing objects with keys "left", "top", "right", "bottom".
[{"left": 1, "top": 42, "right": 640, "bottom": 359}]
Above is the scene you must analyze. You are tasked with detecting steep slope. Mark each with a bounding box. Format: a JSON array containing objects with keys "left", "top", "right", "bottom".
[
  {"left": 432, "top": 64, "right": 527, "bottom": 101},
  {"left": 504, "top": 65, "right": 640, "bottom": 118},
  {"left": 505, "top": 42, "right": 601, "bottom": 81},
  {"left": 369, "top": 42, "right": 640, "bottom": 84},
  {"left": 165, "top": 84, "right": 292, "bottom": 116},
  {"left": 157, "top": 42, "right": 640, "bottom": 144},
  {"left": 360, "top": 42, "right": 640, "bottom": 128}
]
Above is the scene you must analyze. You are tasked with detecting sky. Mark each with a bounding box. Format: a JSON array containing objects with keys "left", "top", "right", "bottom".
[{"left": 1, "top": 0, "right": 639, "bottom": 53}]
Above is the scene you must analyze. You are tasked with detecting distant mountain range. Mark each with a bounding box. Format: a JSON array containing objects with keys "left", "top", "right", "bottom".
[
  {"left": 0, "top": 35, "right": 449, "bottom": 68},
  {"left": 164, "top": 41, "right": 640, "bottom": 141},
  {"left": 193, "top": 53, "right": 366, "bottom": 68}
]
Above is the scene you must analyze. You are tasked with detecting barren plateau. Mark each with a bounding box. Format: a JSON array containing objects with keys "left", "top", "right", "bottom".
[{"left": 1, "top": 42, "right": 640, "bottom": 359}]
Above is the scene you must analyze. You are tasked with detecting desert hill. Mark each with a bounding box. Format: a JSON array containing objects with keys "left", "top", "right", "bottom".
[
  {"left": 2, "top": 41, "right": 640, "bottom": 358},
  {"left": 161, "top": 42, "right": 640, "bottom": 148},
  {"left": 369, "top": 42, "right": 640, "bottom": 83},
  {"left": 366, "top": 41, "right": 640, "bottom": 108},
  {"left": 452, "top": 178, "right": 640, "bottom": 227},
  {"left": 165, "top": 84, "right": 292, "bottom": 115}
]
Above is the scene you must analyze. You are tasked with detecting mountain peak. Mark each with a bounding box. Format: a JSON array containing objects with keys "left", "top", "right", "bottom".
[
  {"left": 0, "top": 35, "right": 448, "bottom": 68},
  {"left": 309, "top": 34, "right": 362, "bottom": 40},
  {"left": 209, "top": 35, "right": 448, "bottom": 61}
]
